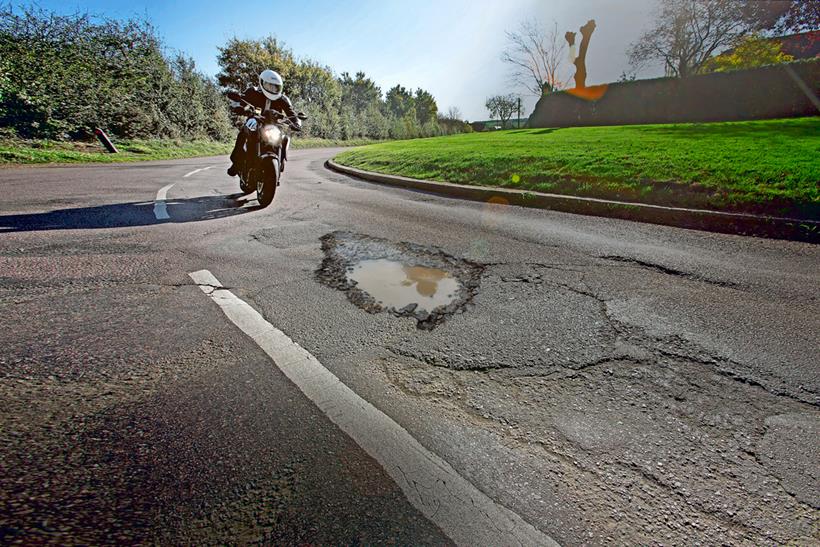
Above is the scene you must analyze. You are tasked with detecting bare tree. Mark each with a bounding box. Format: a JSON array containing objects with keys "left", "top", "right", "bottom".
[
  {"left": 740, "top": 1, "right": 820, "bottom": 34},
  {"left": 502, "top": 20, "right": 568, "bottom": 95},
  {"left": 444, "top": 106, "right": 462, "bottom": 121},
  {"left": 628, "top": 0, "right": 760, "bottom": 78},
  {"left": 485, "top": 95, "right": 517, "bottom": 128},
  {"left": 769, "top": 1, "right": 820, "bottom": 33}
]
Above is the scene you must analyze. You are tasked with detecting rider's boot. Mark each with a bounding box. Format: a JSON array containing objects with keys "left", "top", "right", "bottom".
[{"left": 228, "top": 130, "right": 246, "bottom": 177}]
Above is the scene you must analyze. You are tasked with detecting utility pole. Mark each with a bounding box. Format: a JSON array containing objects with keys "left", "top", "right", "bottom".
[{"left": 517, "top": 97, "right": 521, "bottom": 128}]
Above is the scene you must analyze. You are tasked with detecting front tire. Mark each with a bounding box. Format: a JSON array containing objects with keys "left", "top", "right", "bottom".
[
  {"left": 238, "top": 160, "right": 254, "bottom": 194},
  {"left": 239, "top": 174, "right": 253, "bottom": 194},
  {"left": 256, "top": 158, "right": 279, "bottom": 208}
]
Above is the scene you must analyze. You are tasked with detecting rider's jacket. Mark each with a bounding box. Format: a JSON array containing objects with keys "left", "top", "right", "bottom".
[{"left": 239, "top": 86, "right": 298, "bottom": 121}]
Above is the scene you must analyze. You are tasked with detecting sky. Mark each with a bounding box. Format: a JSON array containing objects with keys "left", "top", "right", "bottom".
[{"left": 25, "top": 0, "right": 662, "bottom": 120}]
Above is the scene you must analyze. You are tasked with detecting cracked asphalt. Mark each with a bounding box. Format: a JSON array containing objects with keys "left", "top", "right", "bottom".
[{"left": 1, "top": 148, "right": 818, "bottom": 545}]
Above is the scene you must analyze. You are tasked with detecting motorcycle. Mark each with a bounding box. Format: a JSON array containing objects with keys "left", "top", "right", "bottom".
[{"left": 227, "top": 92, "right": 307, "bottom": 207}]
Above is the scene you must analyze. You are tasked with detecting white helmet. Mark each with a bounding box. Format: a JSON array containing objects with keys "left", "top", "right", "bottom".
[{"left": 259, "top": 69, "right": 283, "bottom": 101}]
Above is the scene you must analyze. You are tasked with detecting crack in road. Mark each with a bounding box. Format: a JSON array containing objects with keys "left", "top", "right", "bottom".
[
  {"left": 374, "top": 249, "right": 818, "bottom": 543},
  {"left": 3, "top": 151, "right": 816, "bottom": 545},
  {"left": 382, "top": 344, "right": 819, "bottom": 544},
  {"left": 598, "top": 255, "right": 741, "bottom": 289},
  {"left": 493, "top": 261, "right": 812, "bottom": 406}
]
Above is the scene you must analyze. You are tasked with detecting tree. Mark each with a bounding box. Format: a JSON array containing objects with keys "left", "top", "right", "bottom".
[
  {"left": 0, "top": 6, "right": 232, "bottom": 140},
  {"left": 628, "top": 0, "right": 762, "bottom": 78},
  {"left": 485, "top": 95, "right": 517, "bottom": 128},
  {"left": 338, "top": 71, "right": 380, "bottom": 139},
  {"left": 700, "top": 33, "right": 794, "bottom": 73},
  {"left": 216, "top": 36, "right": 342, "bottom": 138},
  {"left": 437, "top": 106, "right": 472, "bottom": 135},
  {"left": 385, "top": 85, "right": 414, "bottom": 118},
  {"left": 502, "top": 20, "right": 568, "bottom": 94},
  {"left": 741, "top": 1, "right": 820, "bottom": 34},
  {"left": 413, "top": 88, "right": 438, "bottom": 126},
  {"left": 339, "top": 71, "right": 381, "bottom": 113},
  {"left": 288, "top": 60, "right": 341, "bottom": 139},
  {"left": 215, "top": 36, "right": 448, "bottom": 140},
  {"left": 362, "top": 102, "right": 390, "bottom": 139},
  {"left": 773, "top": 1, "right": 820, "bottom": 33},
  {"left": 216, "top": 37, "right": 296, "bottom": 92},
  {"left": 443, "top": 106, "right": 462, "bottom": 122}
]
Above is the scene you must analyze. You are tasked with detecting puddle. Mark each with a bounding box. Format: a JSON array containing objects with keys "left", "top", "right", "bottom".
[
  {"left": 316, "top": 231, "right": 483, "bottom": 329},
  {"left": 347, "top": 259, "right": 461, "bottom": 312}
]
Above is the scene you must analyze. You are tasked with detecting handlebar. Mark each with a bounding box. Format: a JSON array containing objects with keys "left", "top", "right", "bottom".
[{"left": 229, "top": 94, "right": 302, "bottom": 131}]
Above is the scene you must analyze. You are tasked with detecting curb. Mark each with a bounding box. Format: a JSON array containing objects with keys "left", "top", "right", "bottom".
[{"left": 326, "top": 160, "right": 818, "bottom": 243}]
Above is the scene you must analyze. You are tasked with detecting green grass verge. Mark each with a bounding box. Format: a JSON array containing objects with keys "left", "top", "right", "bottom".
[
  {"left": 334, "top": 118, "right": 820, "bottom": 218},
  {"left": 291, "top": 137, "right": 386, "bottom": 149},
  {"left": 0, "top": 136, "right": 382, "bottom": 165},
  {"left": 0, "top": 138, "right": 232, "bottom": 165}
]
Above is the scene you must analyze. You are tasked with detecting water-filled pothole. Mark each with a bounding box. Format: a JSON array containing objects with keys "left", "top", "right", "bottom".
[
  {"left": 316, "top": 232, "right": 483, "bottom": 329},
  {"left": 348, "top": 259, "right": 461, "bottom": 311}
]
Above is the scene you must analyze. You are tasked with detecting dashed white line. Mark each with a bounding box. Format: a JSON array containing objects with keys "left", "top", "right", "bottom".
[
  {"left": 153, "top": 183, "right": 174, "bottom": 220},
  {"left": 188, "top": 269, "right": 557, "bottom": 547},
  {"left": 183, "top": 165, "right": 216, "bottom": 178}
]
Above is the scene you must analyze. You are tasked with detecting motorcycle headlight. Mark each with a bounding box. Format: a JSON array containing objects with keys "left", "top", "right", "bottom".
[{"left": 261, "top": 125, "right": 282, "bottom": 145}]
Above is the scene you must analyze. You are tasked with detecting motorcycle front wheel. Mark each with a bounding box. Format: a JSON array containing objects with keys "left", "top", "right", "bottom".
[
  {"left": 239, "top": 174, "right": 253, "bottom": 194},
  {"left": 256, "top": 158, "right": 279, "bottom": 208}
]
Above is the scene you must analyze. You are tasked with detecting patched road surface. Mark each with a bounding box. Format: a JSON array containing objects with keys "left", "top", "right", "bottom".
[{"left": 1, "top": 149, "right": 818, "bottom": 545}]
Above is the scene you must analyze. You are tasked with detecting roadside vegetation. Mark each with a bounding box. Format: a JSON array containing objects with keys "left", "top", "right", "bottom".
[
  {"left": 0, "top": 139, "right": 232, "bottom": 165},
  {"left": 334, "top": 117, "right": 820, "bottom": 217},
  {"left": 0, "top": 6, "right": 471, "bottom": 166},
  {"left": 0, "top": 136, "right": 383, "bottom": 165},
  {"left": 0, "top": 7, "right": 233, "bottom": 143},
  {"left": 216, "top": 43, "right": 472, "bottom": 141}
]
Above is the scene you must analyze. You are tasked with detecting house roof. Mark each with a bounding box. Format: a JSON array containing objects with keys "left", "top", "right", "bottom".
[
  {"left": 719, "top": 30, "right": 819, "bottom": 60},
  {"left": 775, "top": 30, "right": 819, "bottom": 59}
]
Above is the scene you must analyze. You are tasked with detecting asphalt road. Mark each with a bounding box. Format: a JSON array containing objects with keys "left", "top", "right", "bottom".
[{"left": 1, "top": 148, "right": 818, "bottom": 545}]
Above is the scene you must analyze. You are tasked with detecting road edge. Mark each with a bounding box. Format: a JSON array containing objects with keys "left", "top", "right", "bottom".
[{"left": 325, "top": 159, "right": 819, "bottom": 243}]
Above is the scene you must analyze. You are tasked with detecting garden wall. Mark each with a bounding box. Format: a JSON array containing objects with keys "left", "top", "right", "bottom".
[{"left": 528, "top": 60, "right": 819, "bottom": 127}]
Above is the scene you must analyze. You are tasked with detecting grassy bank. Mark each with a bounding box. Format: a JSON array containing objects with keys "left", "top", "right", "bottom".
[
  {"left": 0, "top": 138, "right": 233, "bottom": 165},
  {"left": 0, "top": 136, "right": 384, "bottom": 165},
  {"left": 334, "top": 118, "right": 820, "bottom": 217},
  {"left": 291, "top": 137, "right": 386, "bottom": 149}
]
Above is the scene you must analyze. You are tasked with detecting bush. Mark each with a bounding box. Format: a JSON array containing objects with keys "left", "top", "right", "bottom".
[
  {"left": 0, "top": 6, "right": 232, "bottom": 141},
  {"left": 0, "top": 4, "right": 476, "bottom": 146},
  {"left": 217, "top": 37, "right": 471, "bottom": 142}
]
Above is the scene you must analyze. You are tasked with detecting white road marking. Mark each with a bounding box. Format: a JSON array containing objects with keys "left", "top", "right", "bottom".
[
  {"left": 188, "top": 269, "right": 558, "bottom": 547},
  {"left": 183, "top": 165, "right": 216, "bottom": 178},
  {"left": 153, "top": 183, "right": 174, "bottom": 220}
]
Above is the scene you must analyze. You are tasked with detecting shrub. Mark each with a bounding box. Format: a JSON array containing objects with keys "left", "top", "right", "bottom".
[{"left": 0, "top": 6, "right": 232, "bottom": 141}]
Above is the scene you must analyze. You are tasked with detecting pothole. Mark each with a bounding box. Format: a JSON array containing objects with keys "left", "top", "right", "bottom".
[
  {"left": 348, "top": 259, "right": 461, "bottom": 310},
  {"left": 316, "top": 231, "right": 483, "bottom": 329}
]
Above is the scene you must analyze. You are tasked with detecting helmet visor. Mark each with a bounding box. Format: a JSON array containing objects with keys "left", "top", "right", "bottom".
[{"left": 262, "top": 80, "right": 282, "bottom": 96}]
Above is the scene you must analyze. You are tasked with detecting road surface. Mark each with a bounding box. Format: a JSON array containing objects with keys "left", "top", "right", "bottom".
[{"left": 1, "top": 149, "right": 818, "bottom": 545}]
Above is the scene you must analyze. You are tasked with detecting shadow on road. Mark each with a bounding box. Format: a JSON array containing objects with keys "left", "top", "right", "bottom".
[{"left": 0, "top": 193, "right": 256, "bottom": 233}]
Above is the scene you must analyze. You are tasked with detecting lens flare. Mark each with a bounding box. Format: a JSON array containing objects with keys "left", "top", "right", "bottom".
[{"left": 566, "top": 84, "right": 610, "bottom": 102}]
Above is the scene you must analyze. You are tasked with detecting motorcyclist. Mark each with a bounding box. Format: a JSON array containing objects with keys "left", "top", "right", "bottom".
[{"left": 227, "top": 69, "right": 301, "bottom": 177}]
